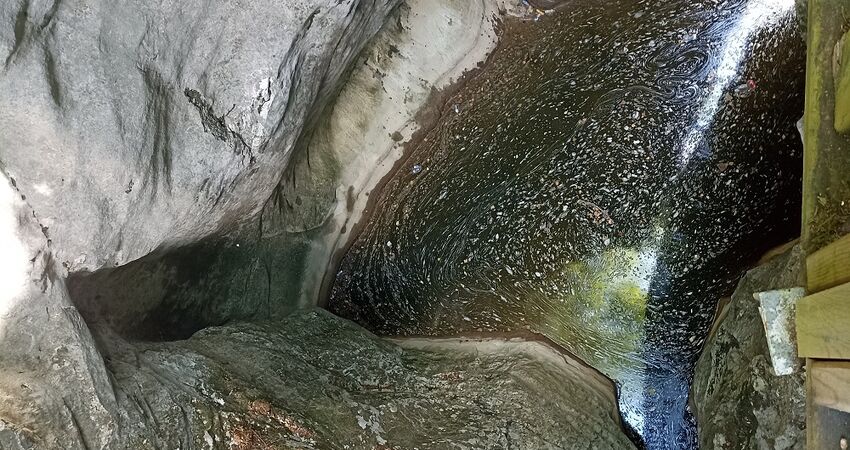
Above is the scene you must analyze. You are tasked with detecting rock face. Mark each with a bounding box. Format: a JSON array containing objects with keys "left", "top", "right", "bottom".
[
  {"left": 102, "top": 309, "right": 635, "bottom": 449},
  {"left": 0, "top": 1, "right": 637, "bottom": 448},
  {"left": 0, "top": 176, "right": 118, "bottom": 449},
  {"left": 8, "top": 0, "right": 516, "bottom": 341},
  {"left": 692, "top": 245, "right": 807, "bottom": 450},
  {"left": 0, "top": 0, "right": 398, "bottom": 274}
]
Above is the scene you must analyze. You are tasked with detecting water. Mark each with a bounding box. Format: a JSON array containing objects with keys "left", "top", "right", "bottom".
[{"left": 328, "top": 0, "right": 805, "bottom": 447}]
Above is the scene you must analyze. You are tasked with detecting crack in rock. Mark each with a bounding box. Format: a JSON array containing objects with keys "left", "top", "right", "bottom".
[{"left": 184, "top": 88, "right": 251, "bottom": 157}]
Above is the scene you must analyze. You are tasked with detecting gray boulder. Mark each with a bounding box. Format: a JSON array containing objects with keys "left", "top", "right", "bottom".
[
  {"left": 0, "top": 0, "right": 398, "bottom": 274},
  {"left": 98, "top": 309, "right": 636, "bottom": 449},
  {"left": 692, "top": 245, "right": 807, "bottom": 450}
]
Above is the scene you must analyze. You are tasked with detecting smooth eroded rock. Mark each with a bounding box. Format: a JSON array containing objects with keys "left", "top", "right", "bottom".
[
  {"left": 19, "top": 308, "right": 635, "bottom": 449},
  {"left": 0, "top": 0, "right": 399, "bottom": 273}
]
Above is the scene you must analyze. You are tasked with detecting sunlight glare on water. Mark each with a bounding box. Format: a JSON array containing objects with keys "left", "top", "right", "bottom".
[{"left": 678, "top": 0, "right": 796, "bottom": 167}]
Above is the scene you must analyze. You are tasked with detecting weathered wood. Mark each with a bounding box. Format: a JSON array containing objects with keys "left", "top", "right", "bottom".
[
  {"left": 810, "top": 360, "right": 850, "bottom": 413},
  {"left": 801, "top": 0, "right": 850, "bottom": 254},
  {"left": 806, "top": 358, "right": 816, "bottom": 450},
  {"left": 807, "top": 359, "right": 850, "bottom": 450},
  {"left": 801, "top": 2, "right": 850, "bottom": 447},
  {"left": 807, "top": 232, "right": 850, "bottom": 293},
  {"left": 796, "top": 281, "right": 850, "bottom": 359},
  {"left": 801, "top": 0, "right": 822, "bottom": 252}
]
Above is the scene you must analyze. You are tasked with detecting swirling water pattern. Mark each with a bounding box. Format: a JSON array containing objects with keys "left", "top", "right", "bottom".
[{"left": 329, "top": 0, "right": 805, "bottom": 447}]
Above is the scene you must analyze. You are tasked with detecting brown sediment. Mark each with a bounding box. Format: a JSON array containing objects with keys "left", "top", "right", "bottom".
[{"left": 316, "top": 16, "right": 509, "bottom": 308}]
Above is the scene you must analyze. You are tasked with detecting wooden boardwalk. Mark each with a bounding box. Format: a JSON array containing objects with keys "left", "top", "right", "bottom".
[{"left": 797, "top": 0, "right": 850, "bottom": 447}]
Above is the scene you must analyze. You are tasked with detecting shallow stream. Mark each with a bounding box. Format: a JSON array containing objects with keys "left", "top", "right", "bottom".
[{"left": 329, "top": 0, "right": 805, "bottom": 446}]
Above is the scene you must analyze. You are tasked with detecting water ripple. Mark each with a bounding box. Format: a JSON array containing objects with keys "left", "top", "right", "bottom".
[{"left": 329, "top": 0, "right": 804, "bottom": 447}]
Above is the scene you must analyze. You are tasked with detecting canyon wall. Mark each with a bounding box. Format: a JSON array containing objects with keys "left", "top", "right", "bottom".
[{"left": 0, "top": 0, "right": 636, "bottom": 448}]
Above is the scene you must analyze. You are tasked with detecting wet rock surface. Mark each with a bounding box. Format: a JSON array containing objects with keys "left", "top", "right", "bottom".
[
  {"left": 691, "top": 245, "right": 806, "bottom": 450},
  {"left": 2, "top": 302, "right": 636, "bottom": 449},
  {"left": 329, "top": 0, "right": 805, "bottom": 447},
  {"left": 119, "top": 309, "right": 635, "bottom": 450}
]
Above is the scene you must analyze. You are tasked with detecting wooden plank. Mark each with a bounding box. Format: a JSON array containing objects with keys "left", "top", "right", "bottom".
[
  {"left": 806, "top": 358, "right": 817, "bottom": 450},
  {"left": 800, "top": 0, "right": 850, "bottom": 254},
  {"left": 801, "top": 0, "right": 823, "bottom": 251},
  {"left": 807, "top": 359, "right": 850, "bottom": 450},
  {"left": 796, "top": 281, "right": 850, "bottom": 359},
  {"left": 807, "top": 233, "right": 850, "bottom": 293},
  {"left": 810, "top": 360, "right": 850, "bottom": 413}
]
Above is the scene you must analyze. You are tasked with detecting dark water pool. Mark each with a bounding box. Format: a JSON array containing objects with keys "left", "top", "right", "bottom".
[{"left": 328, "top": 0, "right": 805, "bottom": 447}]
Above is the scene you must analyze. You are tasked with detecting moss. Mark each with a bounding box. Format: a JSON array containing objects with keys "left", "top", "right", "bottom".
[
  {"left": 612, "top": 281, "right": 648, "bottom": 323},
  {"left": 808, "top": 186, "right": 850, "bottom": 251}
]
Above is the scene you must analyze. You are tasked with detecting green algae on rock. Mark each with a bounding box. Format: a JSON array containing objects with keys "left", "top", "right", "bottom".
[{"left": 833, "top": 30, "right": 850, "bottom": 134}]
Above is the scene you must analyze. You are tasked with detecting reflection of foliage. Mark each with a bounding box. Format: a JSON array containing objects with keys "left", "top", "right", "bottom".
[
  {"left": 533, "top": 248, "right": 649, "bottom": 377},
  {"left": 614, "top": 281, "right": 647, "bottom": 323}
]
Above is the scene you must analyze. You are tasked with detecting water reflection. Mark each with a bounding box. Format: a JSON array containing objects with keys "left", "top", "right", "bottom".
[
  {"left": 329, "top": 0, "right": 804, "bottom": 447},
  {"left": 679, "top": 0, "right": 795, "bottom": 167}
]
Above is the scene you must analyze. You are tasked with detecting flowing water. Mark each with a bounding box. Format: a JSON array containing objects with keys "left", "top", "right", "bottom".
[{"left": 328, "top": 0, "right": 805, "bottom": 447}]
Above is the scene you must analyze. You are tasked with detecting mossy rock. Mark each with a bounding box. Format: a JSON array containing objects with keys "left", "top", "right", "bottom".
[{"left": 833, "top": 30, "right": 850, "bottom": 133}]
